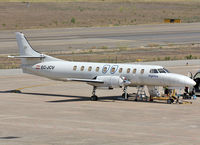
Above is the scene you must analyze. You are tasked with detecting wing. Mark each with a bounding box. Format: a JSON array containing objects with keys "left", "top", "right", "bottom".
[{"left": 66, "top": 78, "right": 104, "bottom": 84}]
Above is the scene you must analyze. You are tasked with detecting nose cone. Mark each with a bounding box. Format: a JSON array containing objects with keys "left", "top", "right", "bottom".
[
  {"left": 174, "top": 74, "right": 196, "bottom": 87},
  {"left": 165, "top": 73, "right": 196, "bottom": 87},
  {"left": 185, "top": 78, "right": 196, "bottom": 87}
]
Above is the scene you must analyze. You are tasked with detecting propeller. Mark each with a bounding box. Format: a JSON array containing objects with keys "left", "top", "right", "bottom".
[{"left": 120, "top": 75, "right": 131, "bottom": 86}]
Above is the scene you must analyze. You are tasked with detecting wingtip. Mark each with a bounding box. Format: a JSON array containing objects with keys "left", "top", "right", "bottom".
[{"left": 8, "top": 55, "right": 14, "bottom": 58}]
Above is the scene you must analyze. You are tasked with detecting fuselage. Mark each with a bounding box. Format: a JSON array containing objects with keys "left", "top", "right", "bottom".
[{"left": 23, "top": 60, "right": 196, "bottom": 88}]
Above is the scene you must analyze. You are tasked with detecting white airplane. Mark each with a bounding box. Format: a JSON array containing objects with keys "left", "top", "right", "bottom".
[{"left": 9, "top": 32, "right": 196, "bottom": 101}]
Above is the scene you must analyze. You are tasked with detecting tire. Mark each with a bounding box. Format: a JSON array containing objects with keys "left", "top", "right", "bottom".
[
  {"left": 122, "top": 93, "right": 129, "bottom": 98},
  {"left": 91, "top": 95, "right": 98, "bottom": 101},
  {"left": 167, "top": 99, "right": 171, "bottom": 104}
]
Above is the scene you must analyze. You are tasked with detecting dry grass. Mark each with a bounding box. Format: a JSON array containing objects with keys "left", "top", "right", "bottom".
[
  {"left": 52, "top": 45, "right": 200, "bottom": 63},
  {"left": 1, "top": 1, "right": 200, "bottom": 68},
  {"left": 1, "top": 1, "right": 200, "bottom": 30},
  {"left": 1, "top": 44, "right": 200, "bottom": 69}
]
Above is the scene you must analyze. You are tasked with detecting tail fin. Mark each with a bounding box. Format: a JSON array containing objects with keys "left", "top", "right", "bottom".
[
  {"left": 9, "top": 32, "right": 45, "bottom": 66},
  {"left": 9, "top": 32, "right": 61, "bottom": 74},
  {"left": 16, "top": 32, "right": 41, "bottom": 57},
  {"left": 9, "top": 32, "right": 60, "bottom": 64}
]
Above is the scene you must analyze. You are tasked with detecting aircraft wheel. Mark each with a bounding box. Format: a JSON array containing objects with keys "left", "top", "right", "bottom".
[
  {"left": 91, "top": 95, "right": 98, "bottom": 101},
  {"left": 167, "top": 99, "right": 172, "bottom": 104},
  {"left": 122, "top": 93, "right": 129, "bottom": 98}
]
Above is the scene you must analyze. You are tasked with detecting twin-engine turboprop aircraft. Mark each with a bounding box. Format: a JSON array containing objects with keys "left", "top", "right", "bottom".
[{"left": 9, "top": 32, "right": 196, "bottom": 101}]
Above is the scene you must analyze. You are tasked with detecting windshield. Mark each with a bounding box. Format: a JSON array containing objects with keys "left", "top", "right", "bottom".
[
  {"left": 150, "top": 69, "right": 158, "bottom": 73},
  {"left": 158, "top": 69, "right": 166, "bottom": 73},
  {"left": 150, "top": 68, "right": 170, "bottom": 73},
  {"left": 163, "top": 68, "right": 170, "bottom": 73}
]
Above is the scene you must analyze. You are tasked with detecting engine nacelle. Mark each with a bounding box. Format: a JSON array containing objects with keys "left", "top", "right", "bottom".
[{"left": 96, "top": 76, "right": 130, "bottom": 88}]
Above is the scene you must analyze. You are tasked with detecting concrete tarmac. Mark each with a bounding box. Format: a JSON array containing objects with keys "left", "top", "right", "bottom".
[
  {"left": 1, "top": 23, "right": 200, "bottom": 54},
  {"left": 0, "top": 62, "right": 200, "bottom": 145}
]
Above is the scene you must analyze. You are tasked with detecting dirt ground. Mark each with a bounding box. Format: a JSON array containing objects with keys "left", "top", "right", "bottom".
[
  {"left": 1, "top": 1, "right": 200, "bottom": 30},
  {"left": 1, "top": 1, "right": 200, "bottom": 68}
]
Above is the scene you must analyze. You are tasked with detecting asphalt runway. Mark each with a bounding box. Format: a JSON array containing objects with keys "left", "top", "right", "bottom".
[
  {"left": 1, "top": 23, "right": 200, "bottom": 54},
  {"left": 0, "top": 61, "right": 200, "bottom": 145}
]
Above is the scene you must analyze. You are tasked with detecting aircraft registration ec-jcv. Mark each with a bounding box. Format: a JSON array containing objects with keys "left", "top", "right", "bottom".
[{"left": 9, "top": 32, "right": 196, "bottom": 101}]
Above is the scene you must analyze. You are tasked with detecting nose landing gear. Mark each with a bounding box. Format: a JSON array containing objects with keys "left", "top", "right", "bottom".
[{"left": 91, "top": 86, "right": 98, "bottom": 101}]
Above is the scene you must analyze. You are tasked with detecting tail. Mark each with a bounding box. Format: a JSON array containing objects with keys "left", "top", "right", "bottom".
[
  {"left": 9, "top": 32, "right": 61, "bottom": 72},
  {"left": 16, "top": 32, "right": 41, "bottom": 58}
]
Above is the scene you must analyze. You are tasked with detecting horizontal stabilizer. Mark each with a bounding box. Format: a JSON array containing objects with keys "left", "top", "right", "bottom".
[
  {"left": 8, "top": 55, "right": 45, "bottom": 58},
  {"left": 66, "top": 78, "right": 104, "bottom": 84}
]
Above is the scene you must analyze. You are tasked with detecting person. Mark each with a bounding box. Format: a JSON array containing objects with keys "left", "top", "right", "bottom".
[
  {"left": 193, "top": 95, "right": 197, "bottom": 100},
  {"left": 164, "top": 87, "right": 169, "bottom": 96},
  {"left": 184, "top": 87, "right": 189, "bottom": 94}
]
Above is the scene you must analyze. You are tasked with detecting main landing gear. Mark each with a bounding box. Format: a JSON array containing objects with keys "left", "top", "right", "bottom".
[
  {"left": 90, "top": 86, "right": 129, "bottom": 101},
  {"left": 122, "top": 86, "right": 129, "bottom": 100},
  {"left": 91, "top": 86, "right": 98, "bottom": 101}
]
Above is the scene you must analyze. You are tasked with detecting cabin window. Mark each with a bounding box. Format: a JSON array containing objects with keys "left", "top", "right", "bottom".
[
  {"left": 140, "top": 69, "right": 144, "bottom": 74},
  {"left": 110, "top": 65, "right": 118, "bottom": 74},
  {"left": 150, "top": 69, "right": 158, "bottom": 73},
  {"left": 127, "top": 68, "right": 130, "bottom": 73},
  {"left": 73, "top": 65, "right": 77, "bottom": 71},
  {"left": 133, "top": 68, "right": 137, "bottom": 74},
  {"left": 103, "top": 67, "right": 107, "bottom": 73},
  {"left": 96, "top": 67, "right": 100, "bottom": 72},
  {"left": 88, "top": 66, "right": 92, "bottom": 71},
  {"left": 119, "top": 68, "right": 123, "bottom": 73},
  {"left": 80, "top": 66, "right": 84, "bottom": 71},
  {"left": 111, "top": 67, "right": 115, "bottom": 73}
]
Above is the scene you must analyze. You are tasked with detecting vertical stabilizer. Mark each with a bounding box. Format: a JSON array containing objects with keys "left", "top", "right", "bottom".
[
  {"left": 8, "top": 32, "right": 62, "bottom": 74},
  {"left": 16, "top": 32, "right": 41, "bottom": 57},
  {"left": 16, "top": 32, "right": 42, "bottom": 66},
  {"left": 14, "top": 32, "right": 60, "bottom": 67}
]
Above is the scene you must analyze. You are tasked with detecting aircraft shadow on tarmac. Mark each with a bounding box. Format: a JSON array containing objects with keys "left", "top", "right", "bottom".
[
  {"left": 0, "top": 136, "right": 20, "bottom": 140},
  {"left": 0, "top": 90, "right": 119, "bottom": 103},
  {"left": 0, "top": 90, "right": 167, "bottom": 104},
  {"left": 24, "top": 92, "right": 119, "bottom": 103}
]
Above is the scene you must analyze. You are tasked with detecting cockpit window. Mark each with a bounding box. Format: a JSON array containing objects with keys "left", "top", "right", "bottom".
[
  {"left": 150, "top": 69, "right": 158, "bottom": 73},
  {"left": 150, "top": 68, "right": 170, "bottom": 73},
  {"left": 158, "top": 68, "right": 166, "bottom": 73},
  {"left": 163, "top": 68, "right": 170, "bottom": 73}
]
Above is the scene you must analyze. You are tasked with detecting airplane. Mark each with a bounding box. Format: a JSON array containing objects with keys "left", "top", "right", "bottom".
[{"left": 9, "top": 32, "right": 196, "bottom": 101}]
